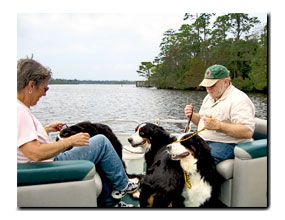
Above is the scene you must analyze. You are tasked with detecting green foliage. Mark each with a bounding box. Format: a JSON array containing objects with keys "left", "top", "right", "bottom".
[
  {"left": 183, "top": 57, "right": 206, "bottom": 89},
  {"left": 137, "top": 62, "right": 154, "bottom": 79},
  {"left": 248, "top": 25, "right": 268, "bottom": 92},
  {"left": 137, "top": 13, "right": 267, "bottom": 93},
  {"left": 232, "top": 77, "right": 254, "bottom": 92}
]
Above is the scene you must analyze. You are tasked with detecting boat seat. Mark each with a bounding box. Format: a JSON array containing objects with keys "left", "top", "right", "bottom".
[
  {"left": 217, "top": 118, "right": 267, "bottom": 207},
  {"left": 17, "top": 160, "right": 102, "bottom": 207}
]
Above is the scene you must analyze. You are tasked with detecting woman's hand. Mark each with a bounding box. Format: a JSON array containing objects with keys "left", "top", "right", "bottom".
[
  {"left": 44, "top": 121, "right": 65, "bottom": 133},
  {"left": 19, "top": 132, "right": 91, "bottom": 162},
  {"left": 65, "top": 133, "right": 90, "bottom": 146}
]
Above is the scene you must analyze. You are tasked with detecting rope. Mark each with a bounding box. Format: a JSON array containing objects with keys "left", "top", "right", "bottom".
[
  {"left": 184, "top": 104, "right": 193, "bottom": 133},
  {"left": 184, "top": 171, "right": 192, "bottom": 189},
  {"left": 172, "top": 116, "right": 213, "bottom": 144},
  {"left": 177, "top": 115, "right": 213, "bottom": 190}
]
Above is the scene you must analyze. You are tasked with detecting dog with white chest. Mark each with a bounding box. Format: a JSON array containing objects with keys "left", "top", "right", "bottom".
[
  {"left": 167, "top": 133, "right": 222, "bottom": 207},
  {"left": 128, "top": 123, "right": 224, "bottom": 208},
  {"left": 128, "top": 123, "right": 185, "bottom": 207},
  {"left": 128, "top": 123, "right": 177, "bottom": 173},
  {"left": 128, "top": 123, "right": 152, "bottom": 153}
]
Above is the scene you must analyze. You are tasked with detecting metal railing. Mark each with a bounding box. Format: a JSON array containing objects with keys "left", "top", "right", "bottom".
[{"left": 98, "top": 119, "right": 188, "bottom": 126}]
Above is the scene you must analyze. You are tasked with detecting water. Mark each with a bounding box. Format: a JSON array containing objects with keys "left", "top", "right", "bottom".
[{"left": 31, "top": 84, "right": 267, "bottom": 134}]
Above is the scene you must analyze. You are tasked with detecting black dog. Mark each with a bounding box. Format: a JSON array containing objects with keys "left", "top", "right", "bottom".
[
  {"left": 139, "top": 146, "right": 186, "bottom": 207},
  {"left": 128, "top": 124, "right": 222, "bottom": 207},
  {"left": 167, "top": 133, "right": 222, "bottom": 207},
  {"left": 128, "top": 123, "right": 185, "bottom": 207},
  {"left": 128, "top": 122, "right": 177, "bottom": 174},
  {"left": 57, "top": 121, "right": 123, "bottom": 160}
]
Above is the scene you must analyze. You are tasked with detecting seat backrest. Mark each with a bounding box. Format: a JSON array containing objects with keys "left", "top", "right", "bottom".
[
  {"left": 17, "top": 160, "right": 95, "bottom": 186},
  {"left": 253, "top": 118, "right": 267, "bottom": 140}
]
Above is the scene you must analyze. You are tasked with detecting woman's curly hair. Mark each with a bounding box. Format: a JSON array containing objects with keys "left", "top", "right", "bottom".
[{"left": 17, "top": 55, "right": 52, "bottom": 91}]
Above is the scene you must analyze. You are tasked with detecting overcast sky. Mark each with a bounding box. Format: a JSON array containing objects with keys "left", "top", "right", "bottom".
[{"left": 17, "top": 13, "right": 267, "bottom": 81}]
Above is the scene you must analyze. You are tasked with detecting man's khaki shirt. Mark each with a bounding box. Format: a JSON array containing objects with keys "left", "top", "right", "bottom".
[{"left": 197, "top": 84, "right": 255, "bottom": 144}]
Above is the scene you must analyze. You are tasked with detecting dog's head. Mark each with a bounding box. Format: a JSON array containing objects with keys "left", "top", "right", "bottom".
[
  {"left": 56, "top": 125, "right": 78, "bottom": 141},
  {"left": 56, "top": 121, "right": 95, "bottom": 141},
  {"left": 167, "top": 133, "right": 212, "bottom": 173},
  {"left": 128, "top": 123, "right": 176, "bottom": 152}
]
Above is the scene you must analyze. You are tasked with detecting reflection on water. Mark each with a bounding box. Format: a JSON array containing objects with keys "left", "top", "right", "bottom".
[{"left": 32, "top": 84, "right": 267, "bottom": 134}]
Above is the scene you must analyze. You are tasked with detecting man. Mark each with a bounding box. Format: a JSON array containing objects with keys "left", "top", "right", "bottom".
[{"left": 184, "top": 64, "right": 255, "bottom": 164}]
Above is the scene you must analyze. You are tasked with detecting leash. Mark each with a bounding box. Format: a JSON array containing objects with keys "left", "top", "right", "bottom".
[
  {"left": 184, "top": 104, "right": 193, "bottom": 133},
  {"left": 172, "top": 116, "right": 213, "bottom": 144},
  {"left": 184, "top": 171, "right": 192, "bottom": 189},
  {"left": 179, "top": 107, "right": 213, "bottom": 189},
  {"left": 125, "top": 115, "right": 212, "bottom": 155}
]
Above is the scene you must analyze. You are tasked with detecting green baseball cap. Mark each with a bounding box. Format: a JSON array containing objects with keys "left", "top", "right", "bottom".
[{"left": 199, "top": 64, "right": 230, "bottom": 87}]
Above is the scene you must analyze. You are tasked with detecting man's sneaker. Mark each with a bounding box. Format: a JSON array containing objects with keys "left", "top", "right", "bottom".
[
  {"left": 113, "top": 201, "right": 134, "bottom": 207},
  {"left": 111, "top": 179, "right": 140, "bottom": 199}
]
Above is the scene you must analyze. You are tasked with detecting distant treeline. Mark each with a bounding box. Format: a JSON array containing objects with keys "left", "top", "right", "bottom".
[
  {"left": 137, "top": 13, "right": 268, "bottom": 93},
  {"left": 49, "top": 78, "right": 136, "bottom": 85}
]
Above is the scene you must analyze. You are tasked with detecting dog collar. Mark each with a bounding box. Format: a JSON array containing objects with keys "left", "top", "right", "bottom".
[{"left": 184, "top": 171, "right": 192, "bottom": 189}]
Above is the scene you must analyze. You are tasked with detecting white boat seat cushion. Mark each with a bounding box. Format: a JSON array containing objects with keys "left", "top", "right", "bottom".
[{"left": 216, "top": 159, "right": 234, "bottom": 180}]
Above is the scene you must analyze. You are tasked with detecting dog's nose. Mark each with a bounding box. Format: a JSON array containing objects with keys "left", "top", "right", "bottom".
[{"left": 128, "top": 138, "right": 133, "bottom": 143}]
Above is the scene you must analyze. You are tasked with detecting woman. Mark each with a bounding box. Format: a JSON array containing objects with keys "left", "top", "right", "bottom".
[{"left": 17, "top": 57, "right": 139, "bottom": 207}]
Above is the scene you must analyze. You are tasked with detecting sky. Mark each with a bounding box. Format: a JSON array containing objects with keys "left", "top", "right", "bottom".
[{"left": 17, "top": 13, "right": 267, "bottom": 81}]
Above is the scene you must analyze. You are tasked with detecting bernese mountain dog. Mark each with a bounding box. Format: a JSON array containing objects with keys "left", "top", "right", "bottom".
[
  {"left": 128, "top": 122, "right": 177, "bottom": 174},
  {"left": 128, "top": 123, "right": 185, "bottom": 207},
  {"left": 128, "top": 123, "right": 222, "bottom": 207},
  {"left": 56, "top": 121, "right": 123, "bottom": 160},
  {"left": 167, "top": 133, "right": 222, "bottom": 207}
]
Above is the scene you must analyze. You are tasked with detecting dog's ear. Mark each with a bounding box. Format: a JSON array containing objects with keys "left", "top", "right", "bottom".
[
  {"left": 191, "top": 135, "right": 211, "bottom": 158},
  {"left": 135, "top": 124, "right": 142, "bottom": 132},
  {"left": 153, "top": 125, "right": 166, "bottom": 135},
  {"left": 170, "top": 135, "right": 177, "bottom": 143}
]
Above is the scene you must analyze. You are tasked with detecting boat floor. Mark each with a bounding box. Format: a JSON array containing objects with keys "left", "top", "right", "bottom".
[{"left": 122, "top": 193, "right": 140, "bottom": 207}]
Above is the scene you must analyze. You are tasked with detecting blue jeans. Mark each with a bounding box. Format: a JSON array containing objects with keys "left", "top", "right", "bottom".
[
  {"left": 206, "top": 141, "right": 236, "bottom": 165},
  {"left": 54, "top": 134, "right": 128, "bottom": 207}
]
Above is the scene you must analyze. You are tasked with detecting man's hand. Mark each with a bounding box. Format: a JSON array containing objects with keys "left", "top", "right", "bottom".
[
  {"left": 202, "top": 115, "right": 221, "bottom": 131},
  {"left": 184, "top": 104, "right": 194, "bottom": 118}
]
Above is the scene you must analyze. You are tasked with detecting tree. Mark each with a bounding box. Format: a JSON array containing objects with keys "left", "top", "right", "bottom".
[
  {"left": 137, "top": 62, "right": 154, "bottom": 80},
  {"left": 137, "top": 13, "right": 267, "bottom": 93},
  {"left": 248, "top": 24, "right": 267, "bottom": 91},
  {"left": 227, "top": 13, "right": 260, "bottom": 41},
  {"left": 183, "top": 13, "right": 215, "bottom": 66},
  {"left": 193, "top": 13, "right": 215, "bottom": 41},
  {"left": 212, "top": 14, "right": 231, "bottom": 44}
]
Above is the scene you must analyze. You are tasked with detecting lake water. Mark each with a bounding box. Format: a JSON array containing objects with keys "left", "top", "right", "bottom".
[{"left": 31, "top": 84, "right": 268, "bottom": 134}]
